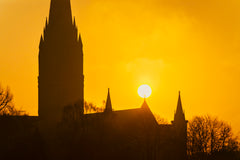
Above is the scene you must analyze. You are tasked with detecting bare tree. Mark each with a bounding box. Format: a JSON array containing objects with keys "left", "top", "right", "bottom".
[
  {"left": 187, "top": 115, "right": 239, "bottom": 159},
  {"left": 61, "top": 101, "right": 105, "bottom": 123},
  {"left": 0, "top": 84, "right": 26, "bottom": 116},
  {"left": 0, "top": 85, "right": 13, "bottom": 113},
  {"left": 62, "top": 100, "right": 85, "bottom": 122},
  {"left": 84, "top": 101, "right": 104, "bottom": 114},
  {"left": 153, "top": 114, "right": 169, "bottom": 124}
]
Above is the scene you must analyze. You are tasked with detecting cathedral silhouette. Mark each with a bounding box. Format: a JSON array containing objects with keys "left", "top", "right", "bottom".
[{"left": 0, "top": 0, "right": 188, "bottom": 159}]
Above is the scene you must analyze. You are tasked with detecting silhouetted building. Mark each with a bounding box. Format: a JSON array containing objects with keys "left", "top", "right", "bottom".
[
  {"left": 37, "top": 0, "right": 188, "bottom": 159},
  {"left": 0, "top": 0, "right": 188, "bottom": 159},
  {"left": 38, "top": 0, "right": 84, "bottom": 126},
  {"left": 76, "top": 90, "right": 187, "bottom": 160}
]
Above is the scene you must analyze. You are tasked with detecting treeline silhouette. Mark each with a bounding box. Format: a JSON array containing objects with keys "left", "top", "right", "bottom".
[
  {"left": 187, "top": 115, "right": 239, "bottom": 160},
  {"left": 84, "top": 101, "right": 105, "bottom": 113},
  {"left": 62, "top": 101, "right": 105, "bottom": 122}
]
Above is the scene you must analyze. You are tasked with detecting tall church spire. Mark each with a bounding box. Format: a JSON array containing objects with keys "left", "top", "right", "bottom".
[
  {"left": 39, "top": 0, "right": 84, "bottom": 125},
  {"left": 49, "top": 0, "right": 72, "bottom": 25},
  {"left": 104, "top": 88, "right": 112, "bottom": 113}
]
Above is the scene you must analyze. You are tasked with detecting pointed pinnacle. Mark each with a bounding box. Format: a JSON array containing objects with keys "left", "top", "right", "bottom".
[
  {"left": 45, "top": 17, "right": 48, "bottom": 26},
  {"left": 105, "top": 88, "right": 112, "bottom": 112},
  {"left": 73, "top": 16, "right": 76, "bottom": 26}
]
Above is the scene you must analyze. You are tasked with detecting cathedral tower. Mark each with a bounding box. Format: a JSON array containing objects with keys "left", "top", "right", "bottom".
[{"left": 38, "top": 0, "right": 84, "bottom": 125}]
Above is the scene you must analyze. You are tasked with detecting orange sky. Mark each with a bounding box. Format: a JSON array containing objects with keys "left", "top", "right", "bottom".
[{"left": 0, "top": 0, "right": 240, "bottom": 133}]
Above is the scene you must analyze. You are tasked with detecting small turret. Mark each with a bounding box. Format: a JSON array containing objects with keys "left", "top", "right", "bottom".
[
  {"left": 174, "top": 91, "right": 186, "bottom": 123},
  {"left": 172, "top": 91, "right": 188, "bottom": 160},
  {"left": 104, "top": 88, "right": 112, "bottom": 113}
]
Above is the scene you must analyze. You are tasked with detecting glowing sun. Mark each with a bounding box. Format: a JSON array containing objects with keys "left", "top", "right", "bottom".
[{"left": 138, "top": 84, "right": 152, "bottom": 98}]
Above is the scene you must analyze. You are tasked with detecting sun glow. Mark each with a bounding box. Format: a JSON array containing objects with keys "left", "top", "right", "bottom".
[{"left": 138, "top": 84, "right": 152, "bottom": 98}]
